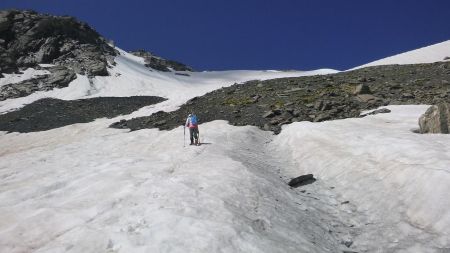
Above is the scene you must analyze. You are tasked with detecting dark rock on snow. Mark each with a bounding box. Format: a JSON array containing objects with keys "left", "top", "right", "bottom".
[
  {"left": 288, "top": 174, "right": 316, "bottom": 188},
  {"left": 130, "top": 50, "right": 194, "bottom": 72}
]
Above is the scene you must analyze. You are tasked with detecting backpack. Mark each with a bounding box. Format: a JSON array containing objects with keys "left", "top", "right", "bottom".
[{"left": 190, "top": 115, "right": 198, "bottom": 125}]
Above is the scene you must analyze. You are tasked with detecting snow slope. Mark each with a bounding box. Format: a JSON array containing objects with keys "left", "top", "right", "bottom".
[
  {"left": 274, "top": 105, "right": 450, "bottom": 251},
  {"left": 1, "top": 105, "right": 449, "bottom": 252},
  {"left": 0, "top": 118, "right": 362, "bottom": 253},
  {"left": 1, "top": 44, "right": 450, "bottom": 252},
  {"left": 353, "top": 39, "right": 450, "bottom": 69}
]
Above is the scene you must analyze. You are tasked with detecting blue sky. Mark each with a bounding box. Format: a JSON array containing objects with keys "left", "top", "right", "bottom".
[{"left": 1, "top": 0, "right": 449, "bottom": 70}]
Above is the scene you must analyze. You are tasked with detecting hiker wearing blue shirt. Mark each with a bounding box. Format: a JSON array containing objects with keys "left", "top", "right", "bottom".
[{"left": 185, "top": 113, "right": 200, "bottom": 145}]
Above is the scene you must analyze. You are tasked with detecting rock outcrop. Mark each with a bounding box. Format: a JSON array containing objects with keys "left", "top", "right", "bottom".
[
  {"left": 130, "top": 50, "right": 193, "bottom": 72},
  {"left": 0, "top": 9, "right": 119, "bottom": 100},
  {"left": 0, "top": 65, "right": 76, "bottom": 101},
  {"left": 419, "top": 103, "right": 450, "bottom": 134},
  {"left": 0, "top": 9, "right": 116, "bottom": 76}
]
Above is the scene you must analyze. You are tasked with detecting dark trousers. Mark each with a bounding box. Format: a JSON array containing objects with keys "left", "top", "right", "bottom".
[{"left": 189, "top": 127, "right": 199, "bottom": 143}]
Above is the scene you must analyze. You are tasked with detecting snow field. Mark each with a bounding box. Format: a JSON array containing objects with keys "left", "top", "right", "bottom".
[
  {"left": 273, "top": 105, "right": 450, "bottom": 252},
  {"left": 0, "top": 118, "right": 361, "bottom": 253},
  {"left": 353, "top": 40, "right": 450, "bottom": 69}
]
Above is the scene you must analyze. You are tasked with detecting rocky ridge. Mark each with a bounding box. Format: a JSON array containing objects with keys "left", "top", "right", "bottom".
[
  {"left": 0, "top": 9, "right": 117, "bottom": 100},
  {"left": 111, "top": 61, "right": 450, "bottom": 134},
  {"left": 130, "top": 50, "right": 194, "bottom": 72},
  {"left": 0, "top": 9, "right": 116, "bottom": 75}
]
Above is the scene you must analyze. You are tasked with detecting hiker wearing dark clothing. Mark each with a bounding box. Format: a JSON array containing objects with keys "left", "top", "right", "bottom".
[{"left": 185, "top": 113, "right": 200, "bottom": 145}]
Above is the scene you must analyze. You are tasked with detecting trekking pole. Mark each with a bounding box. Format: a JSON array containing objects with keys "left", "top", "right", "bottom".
[{"left": 183, "top": 126, "right": 186, "bottom": 147}]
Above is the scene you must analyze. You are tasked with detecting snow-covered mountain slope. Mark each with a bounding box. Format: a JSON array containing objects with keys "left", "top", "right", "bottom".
[
  {"left": 0, "top": 48, "right": 338, "bottom": 114},
  {"left": 1, "top": 44, "right": 450, "bottom": 252},
  {"left": 0, "top": 118, "right": 359, "bottom": 253},
  {"left": 1, "top": 102, "right": 448, "bottom": 252},
  {"left": 353, "top": 39, "right": 450, "bottom": 69}
]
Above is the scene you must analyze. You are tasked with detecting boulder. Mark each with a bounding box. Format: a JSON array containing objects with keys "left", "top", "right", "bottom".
[
  {"left": 46, "top": 66, "right": 77, "bottom": 87},
  {"left": 288, "top": 174, "right": 316, "bottom": 188},
  {"left": 353, "top": 84, "right": 371, "bottom": 95},
  {"left": 419, "top": 103, "right": 450, "bottom": 134}
]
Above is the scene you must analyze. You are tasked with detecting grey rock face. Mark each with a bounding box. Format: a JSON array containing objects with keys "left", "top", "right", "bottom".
[
  {"left": 0, "top": 65, "right": 76, "bottom": 101},
  {"left": 0, "top": 9, "right": 119, "bottom": 100},
  {"left": 0, "top": 9, "right": 116, "bottom": 76},
  {"left": 130, "top": 50, "right": 193, "bottom": 72},
  {"left": 419, "top": 103, "right": 450, "bottom": 134}
]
